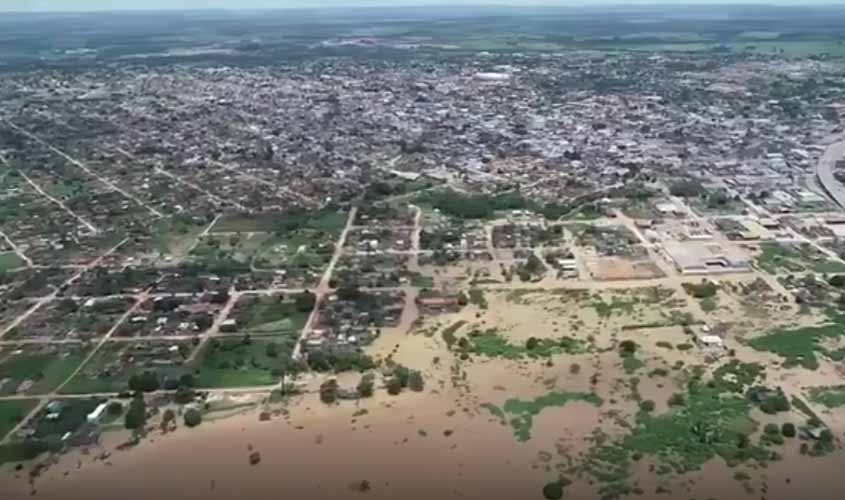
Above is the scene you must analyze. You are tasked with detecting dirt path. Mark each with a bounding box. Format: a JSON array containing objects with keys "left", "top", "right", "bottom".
[
  {"left": 292, "top": 206, "right": 358, "bottom": 360},
  {"left": 2, "top": 120, "right": 163, "bottom": 218},
  {"left": 0, "top": 230, "right": 32, "bottom": 268},
  {"left": 0, "top": 238, "right": 129, "bottom": 340},
  {"left": 16, "top": 170, "right": 99, "bottom": 234}
]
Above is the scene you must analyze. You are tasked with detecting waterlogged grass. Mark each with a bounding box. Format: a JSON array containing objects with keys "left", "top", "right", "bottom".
[
  {"left": 748, "top": 310, "right": 845, "bottom": 370},
  {"left": 808, "top": 386, "right": 845, "bottom": 408},
  {"left": 485, "top": 392, "right": 603, "bottom": 442},
  {"left": 468, "top": 288, "right": 488, "bottom": 309},
  {"left": 623, "top": 356, "right": 646, "bottom": 374},
  {"left": 441, "top": 320, "right": 467, "bottom": 349},
  {"left": 584, "top": 362, "right": 770, "bottom": 494},
  {"left": 461, "top": 329, "right": 583, "bottom": 359}
]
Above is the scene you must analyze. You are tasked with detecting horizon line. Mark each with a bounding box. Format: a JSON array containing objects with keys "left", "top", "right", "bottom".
[{"left": 4, "top": 2, "right": 845, "bottom": 15}]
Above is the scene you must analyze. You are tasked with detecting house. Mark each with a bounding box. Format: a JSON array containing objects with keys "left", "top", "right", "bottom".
[
  {"left": 698, "top": 335, "right": 725, "bottom": 357},
  {"left": 220, "top": 318, "right": 238, "bottom": 333}
]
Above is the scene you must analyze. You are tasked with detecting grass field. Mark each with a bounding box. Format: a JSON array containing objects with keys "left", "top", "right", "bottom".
[
  {"left": 0, "top": 399, "right": 39, "bottom": 441},
  {"left": 193, "top": 337, "right": 293, "bottom": 388},
  {"left": 754, "top": 242, "right": 845, "bottom": 275},
  {"left": 0, "top": 252, "right": 26, "bottom": 272},
  {"left": 0, "top": 345, "right": 91, "bottom": 395},
  {"left": 232, "top": 295, "right": 309, "bottom": 336}
]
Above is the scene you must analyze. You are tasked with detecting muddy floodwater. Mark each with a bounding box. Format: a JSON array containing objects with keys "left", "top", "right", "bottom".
[
  {"left": 3, "top": 390, "right": 845, "bottom": 500},
  {"left": 6, "top": 287, "right": 845, "bottom": 500}
]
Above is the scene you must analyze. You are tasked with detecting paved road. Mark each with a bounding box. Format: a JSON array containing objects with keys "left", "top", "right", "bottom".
[{"left": 815, "top": 138, "right": 845, "bottom": 208}]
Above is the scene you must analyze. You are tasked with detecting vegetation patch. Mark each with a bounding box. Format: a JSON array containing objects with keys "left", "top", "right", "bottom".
[
  {"left": 748, "top": 310, "right": 845, "bottom": 369},
  {"left": 583, "top": 362, "right": 771, "bottom": 493},
  {"left": 0, "top": 399, "right": 38, "bottom": 441},
  {"left": 808, "top": 385, "right": 845, "bottom": 408},
  {"left": 457, "top": 329, "right": 583, "bottom": 359},
  {"left": 486, "top": 392, "right": 603, "bottom": 442}
]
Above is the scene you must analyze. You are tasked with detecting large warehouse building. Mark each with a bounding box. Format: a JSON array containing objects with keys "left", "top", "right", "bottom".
[{"left": 662, "top": 240, "right": 751, "bottom": 274}]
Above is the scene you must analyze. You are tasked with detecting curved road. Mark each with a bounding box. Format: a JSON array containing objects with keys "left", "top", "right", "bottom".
[{"left": 815, "top": 138, "right": 845, "bottom": 208}]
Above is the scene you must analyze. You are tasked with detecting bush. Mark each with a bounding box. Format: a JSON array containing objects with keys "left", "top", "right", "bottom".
[
  {"left": 526, "top": 337, "right": 540, "bottom": 350},
  {"left": 393, "top": 365, "right": 411, "bottom": 388},
  {"left": 124, "top": 396, "right": 146, "bottom": 430},
  {"left": 183, "top": 408, "right": 202, "bottom": 428},
  {"left": 320, "top": 379, "right": 339, "bottom": 404},
  {"left": 294, "top": 291, "right": 317, "bottom": 312},
  {"left": 408, "top": 371, "right": 425, "bottom": 392},
  {"left": 668, "top": 393, "right": 686, "bottom": 407},
  {"left": 619, "top": 340, "right": 638, "bottom": 357},
  {"left": 542, "top": 481, "right": 564, "bottom": 500},
  {"left": 829, "top": 275, "right": 845, "bottom": 288},
  {"left": 386, "top": 376, "right": 402, "bottom": 396},
  {"left": 764, "top": 423, "right": 780, "bottom": 435},
  {"left": 265, "top": 342, "right": 279, "bottom": 358},
  {"left": 128, "top": 370, "right": 160, "bottom": 392},
  {"left": 782, "top": 422, "right": 796, "bottom": 438},
  {"left": 357, "top": 373, "right": 375, "bottom": 398},
  {"left": 570, "top": 363, "right": 581, "bottom": 375},
  {"left": 639, "top": 400, "right": 656, "bottom": 413},
  {"left": 174, "top": 386, "right": 196, "bottom": 405}
]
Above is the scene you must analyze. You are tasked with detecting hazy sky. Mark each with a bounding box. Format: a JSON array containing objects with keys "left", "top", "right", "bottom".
[{"left": 4, "top": 0, "right": 843, "bottom": 13}]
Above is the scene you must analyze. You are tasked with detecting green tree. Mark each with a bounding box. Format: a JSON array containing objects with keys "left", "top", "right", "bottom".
[
  {"left": 357, "top": 373, "right": 375, "bottom": 398},
  {"left": 619, "top": 340, "right": 638, "bottom": 358},
  {"left": 386, "top": 376, "right": 402, "bottom": 396},
  {"left": 295, "top": 291, "right": 317, "bottom": 312},
  {"left": 124, "top": 396, "right": 147, "bottom": 430},
  {"left": 128, "top": 370, "right": 160, "bottom": 392},
  {"left": 320, "top": 379, "right": 339, "bottom": 404},
  {"left": 184, "top": 408, "right": 202, "bottom": 428},
  {"left": 782, "top": 422, "right": 796, "bottom": 438},
  {"left": 174, "top": 386, "right": 196, "bottom": 405},
  {"left": 408, "top": 371, "right": 425, "bottom": 392}
]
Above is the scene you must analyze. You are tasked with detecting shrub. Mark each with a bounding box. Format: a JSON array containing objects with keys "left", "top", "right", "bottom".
[
  {"left": 782, "top": 422, "right": 796, "bottom": 438},
  {"left": 764, "top": 423, "right": 780, "bottom": 435},
  {"left": 668, "top": 393, "right": 686, "bottom": 407},
  {"left": 542, "top": 481, "right": 564, "bottom": 500},
  {"left": 320, "top": 379, "right": 339, "bottom": 404},
  {"left": 619, "top": 340, "right": 638, "bottom": 357},
  {"left": 408, "top": 371, "right": 425, "bottom": 392},
  {"left": 183, "top": 408, "right": 202, "bottom": 428},
  {"left": 639, "top": 400, "right": 656, "bottom": 413},
  {"left": 569, "top": 363, "right": 581, "bottom": 375},
  {"left": 294, "top": 291, "right": 317, "bottom": 312},
  {"left": 124, "top": 396, "right": 146, "bottom": 430},
  {"left": 357, "top": 373, "right": 375, "bottom": 398},
  {"left": 174, "top": 386, "right": 196, "bottom": 405},
  {"left": 386, "top": 376, "right": 402, "bottom": 396},
  {"left": 128, "top": 370, "right": 160, "bottom": 392}
]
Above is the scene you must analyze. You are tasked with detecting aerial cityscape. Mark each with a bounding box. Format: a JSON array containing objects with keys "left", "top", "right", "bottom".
[{"left": 2, "top": 3, "right": 845, "bottom": 500}]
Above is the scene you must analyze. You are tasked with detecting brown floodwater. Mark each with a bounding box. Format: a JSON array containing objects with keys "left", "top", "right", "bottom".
[{"left": 4, "top": 389, "right": 845, "bottom": 500}]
